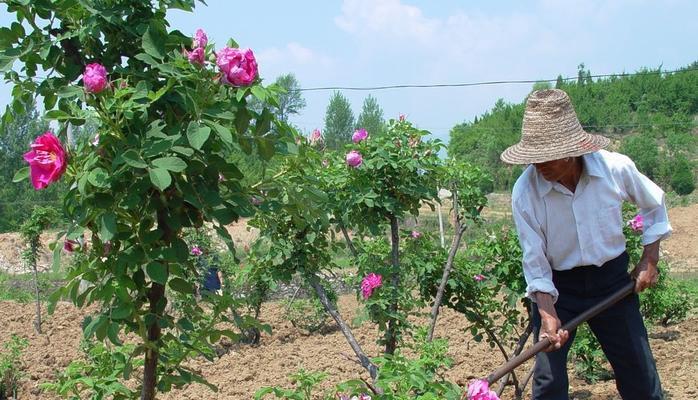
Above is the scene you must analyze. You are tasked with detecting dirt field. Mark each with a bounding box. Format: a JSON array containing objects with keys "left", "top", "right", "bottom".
[
  {"left": 1, "top": 295, "right": 696, "bottom": 399},
  {"left": 1, "top": 204, "right": 696, "bottom": 399}
]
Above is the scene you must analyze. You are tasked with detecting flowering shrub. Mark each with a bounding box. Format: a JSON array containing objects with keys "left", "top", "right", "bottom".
[
  {"left": 346, "top": 150, "right": 363, "bottom": 167},
  {"left": 83, "top": 63, "right": 109, "bottom": 94},
  {"left": 352, "top": 128, "right": 368, "bottom": 143},
  {"left": 22, "top": 132, "right": 67, "bottom": 190},
  {"left": 3, "top": 2, "right": 285, "bottom": 398},
  {"left": 467, "top": 379, "right": 499, "bottom": 400},
  {"left": 216, "top": 47, "right": 259, "bottom": 86},
  {"left": 360, "top": 273, "right": 382, "bottom": 299}
]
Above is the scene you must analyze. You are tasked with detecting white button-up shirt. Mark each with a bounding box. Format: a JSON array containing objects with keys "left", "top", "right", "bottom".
[{"left": 511, "top": 150, "right": 672, "bottom": 303}]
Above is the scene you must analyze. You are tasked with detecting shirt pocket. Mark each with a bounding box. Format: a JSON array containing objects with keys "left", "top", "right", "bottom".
[{"left": 596, "top": 204, "right": 624, "bottom": 243}]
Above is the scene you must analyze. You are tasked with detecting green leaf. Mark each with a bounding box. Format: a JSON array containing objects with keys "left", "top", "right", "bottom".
[
  {"left": 135, "top": 52, "right": 160, "bottom": 66},
  {"left": 100, "top": 213, "right": 117, "bottom": 241},
  {"left": 187, "top": 122, "right": 211, "bottom": 150},
  {"left": 142, "top": 22, "right": 167, "bottom": 60},
  {"left": 121, "top": 150, "right": 148, "bottom": 168},
  {"left": 12, "top": 167, "right": 28, "bottom": 183},
  {"left": 206, "top": 121, "right": 234, "bottom": 145},
  {"left": 149, "top": 168, "right": 172, "bottom": 191},
  {"left": 146, "top": 261, "right": 168, "bottom": 285},
  {"left": 88, "top": 168, "right": 110, "bottom": 188},
  {"left": 169, "top": 278, "right": 194, "bottom": 294},
  {"left": 45, "top": 109, "right": 71, "bottom": 120},
  {"left": 56, "top": 86, "right": 84, "bottom": 100},
  {"left": 152, "top": 157, "right": 187, "bottom": 172},
  {"left": 250, "top": 85, "right": 267, "bottom": 102},
  {"left": 172, "top": 146, "right": 194, "bottom": 157},
  {"left": 111, "top": 303, "right": 132, "bottom": 320}
]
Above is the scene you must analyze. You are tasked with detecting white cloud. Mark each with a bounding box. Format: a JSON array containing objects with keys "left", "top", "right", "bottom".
[
  {"left": 335, "top": 0, "right": 439, "bottom": 44},
  {"left": 257, "top": 42, "right": 334, "bottom": 69}
]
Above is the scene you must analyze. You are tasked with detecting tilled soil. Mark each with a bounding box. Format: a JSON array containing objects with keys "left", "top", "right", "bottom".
[{"left": 1, "top": 296, "right": 696, "bottom": 399}]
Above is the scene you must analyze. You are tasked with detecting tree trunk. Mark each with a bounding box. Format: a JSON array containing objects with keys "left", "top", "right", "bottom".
[
  {"left": 385, "top": 214, "right": 400, "bottom": 355},
  {"left": 426, "top": 225, "right": 465, "bottom": 341},
  {"left": 427, "top": 189, "right": 462, "bottom": 342},
  {"left": 141, "top": 282, "right": 165, "bottom": 400},
  {"left": 308, "top": 274, "right": 379, "bottom": 381},
  {"left": 338, "top": 221, "right": 358, "bottom": 259},
  {"left": 32, "top": 252, "right": 42, "bottom": 334}
]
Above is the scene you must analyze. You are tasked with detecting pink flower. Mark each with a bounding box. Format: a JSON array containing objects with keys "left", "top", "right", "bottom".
[
  {"left": 628, "top": 214, "right": 643, "bottom": 233},
  {"left": 190, "top": 245, "right": 203, "bottom": 256},
  {"left": 467, "top": 379, "right": 499, "bottom": 400},
  {"left": 358, "top": 395, "right": 371, "bottom": 400},
  {"left": 473, "top": 274, "right": 485, "bottom": 282},
  {"left": 216, "top": 47, "right": 258, "bottom": 86},
  {"left": 91, "top": 134, "right": 100, "bottom": 147},
  {"left": 83, "top": 63, "right": 108, "bottom": 93},
  {"left": 186, "top": 47, "right": 205, "bottom": 65},
  {"left": 310, "top": 129, "right": 323, "bottom": 146},
  {"left": 193, "top": 28, "right": 208, "bottom": 49},
  {"left": 361, "top": 273, "right": 382, "bottom": 299},
  {"left": 411, "top": 230, "right": 421, "bottom": 239},
  {"left": 346, "top": 150, "right": 363, "bottom": 168},
  {"left": 23, "top": 132, "right": 67, "bottom": 190},
  {"left": 399, "top": 114, "right": 406, "bottom": 121},
  {"left": 63, "top": 239, "right": 79, "bottom": 253},
  {"left": 352, "top": 128, "right": 368, "bottom": 143}
]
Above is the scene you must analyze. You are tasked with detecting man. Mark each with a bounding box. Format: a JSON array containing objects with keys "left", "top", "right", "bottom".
[{"left": 501, "top": 89, "right": 671, "bottom": 399}]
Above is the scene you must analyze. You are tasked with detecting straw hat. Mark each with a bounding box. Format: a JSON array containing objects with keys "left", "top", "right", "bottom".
[{"left": 500, "top": 89, "right": 609, "bottom": 164}]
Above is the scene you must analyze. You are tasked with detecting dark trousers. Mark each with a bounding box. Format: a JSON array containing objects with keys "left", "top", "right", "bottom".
[{"left": 532, "top": 252, "right": 663, "bottom": 400}]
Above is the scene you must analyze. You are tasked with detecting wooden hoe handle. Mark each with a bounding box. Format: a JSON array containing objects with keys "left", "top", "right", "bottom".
[{"left": 485, "top": 280, "right": 635, "bottom": 385}]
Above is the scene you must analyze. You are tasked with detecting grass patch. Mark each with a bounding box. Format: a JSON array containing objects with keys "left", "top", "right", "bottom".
[{"left": 0, "top": 270, "right": 66, "bottom": 303}]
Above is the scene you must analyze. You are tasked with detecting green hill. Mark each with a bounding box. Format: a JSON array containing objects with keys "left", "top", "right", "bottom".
[{"left": 448, "top": 63, "right": 698, "bottom": 194}]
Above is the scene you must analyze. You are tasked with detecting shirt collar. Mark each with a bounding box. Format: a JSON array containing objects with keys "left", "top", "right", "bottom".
[{"left": 534, "top": 152, "right": 604, "bottom": 198}]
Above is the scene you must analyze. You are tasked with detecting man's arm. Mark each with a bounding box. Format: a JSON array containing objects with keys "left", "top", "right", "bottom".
[
  {"left": 632, "top": 240, "right": 660, "bottom": 293},
  {"left": 535, "top": 292, "right": 570, "bottom": 351}
]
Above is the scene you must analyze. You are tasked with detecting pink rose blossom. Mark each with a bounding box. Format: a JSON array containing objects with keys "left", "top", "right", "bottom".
[
  {"left": 193, "top": 28, "right": 208, "bottom": 49},
  {"left": 346, "top": 150, "right": 363, "bottom": 168},
  {"left": 473, "top": 274, "right": 485, "bottom": 282},
  {"left": 411, "top": 230, "right": 421, "bottom": 239},
  {"left": 628, "top": 214, "right": 643, "bottom": 233},
  {"left": 467, "top": 379, "right": 499, "bottom": 400},
  {"left": 352, "top": 128, "right": 368, "bottom": 143},
  {"left": 190, "top": 245, "right": 203, "bottom": 256},
  {"left": 23, "top": 132, "right": 68, "bottom": 190},
  {"left": 83, "top": 63, "right": 108, "bottom": 93},
  {"left": 216, "top": 47, "right": 258, "bottom": 86},
  {"left": 310, "top": 129, "right": 323, "bottom": 146},
  {"left": 399, "top": 114, "right": 406, "bottom": 122},
  {"left": 361, "top": 273, "right": 382, "bottom": 299},
  {"left": 186, "top": 47, "right": 205, "bottom": 65},
  {"left": 63, "top": 239, "right": 79, "bottom": 253}
]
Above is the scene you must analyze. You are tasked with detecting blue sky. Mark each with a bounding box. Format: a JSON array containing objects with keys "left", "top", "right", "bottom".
[{"left": 2, "top": 0, "right": 698, "bottom": 144}]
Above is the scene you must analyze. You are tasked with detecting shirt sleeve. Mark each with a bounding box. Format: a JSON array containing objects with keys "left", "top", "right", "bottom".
[
  {"left": 512, "top": 196, "right": 559, "bottom": 304},
  {"left": 616, "top": 156, "right": 673, "bottom": 245}
]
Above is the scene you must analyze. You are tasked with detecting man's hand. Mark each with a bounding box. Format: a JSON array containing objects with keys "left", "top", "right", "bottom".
[
  {"left": 535, "top": 292, "right": 569, "bottom": 352},
  {"left": 631, "top": 240, "right": 660, "bottom": 293}
]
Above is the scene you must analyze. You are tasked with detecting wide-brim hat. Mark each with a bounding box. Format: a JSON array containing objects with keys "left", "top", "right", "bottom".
[{"left": 500, "top": 89, "right": 609, "bottom": 164}]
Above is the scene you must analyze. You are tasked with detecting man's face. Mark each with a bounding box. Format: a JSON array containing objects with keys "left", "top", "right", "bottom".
[{"left": 534, "top": 158, "right": 570, "bottom": 182}]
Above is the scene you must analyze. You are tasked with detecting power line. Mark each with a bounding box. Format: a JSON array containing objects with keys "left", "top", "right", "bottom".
[
  {"left": 291, "top": 121, "right": 696, "bottom": 134},
  {"left": 296, "top": 67, "right": 698, "bottom": 92},
  {"left": 7, "top": 66, "right": 698, "bottom": 93}
]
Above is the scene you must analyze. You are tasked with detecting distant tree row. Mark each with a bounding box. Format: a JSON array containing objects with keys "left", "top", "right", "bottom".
[
  {"left": 448, "top": 62, "right": 698, "bottom": 194},
  {"left": 323, "top": 91, "right": 387, "bottom": 150}
]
